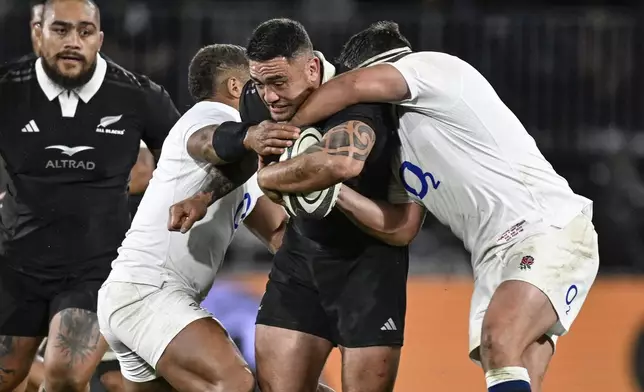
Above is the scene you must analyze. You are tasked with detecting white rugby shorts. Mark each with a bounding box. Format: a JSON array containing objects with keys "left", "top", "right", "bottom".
[
  {"left": 468, "top": 209, "right": 599, "bottom": 363},
  {"left": 97, "top": 277, "right": 217, "bottom": 382}
]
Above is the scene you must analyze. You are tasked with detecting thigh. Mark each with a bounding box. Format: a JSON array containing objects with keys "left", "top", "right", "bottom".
[
  {"left": 318, "top": 244, "right": 409, "bottom": 348},
  {"left": 45, "top": 277, "right": 108, "bottom": 382},
  {"left": 97, "top": 280, "right": 220, "bottom": 386},
  {"left": 257, "top": 249, "right": 334, "bottom": 343},
  {"left": 44, "top": 308, "right": 108, "bottom": 384},
  {"left": 0, "top": 268, "right": 47, "bottom": 390},
  {"left": 340, "top": 346, "right": 400, "bottom": 392},
  {"left": 255, "top": 325, "right": 333, "bottom": 392},
  {"left": 486, "top": 213, "right": 600, "bottom": 342},
  {"left": 157, "top": 317, "right": 254, "bottom": 392}
]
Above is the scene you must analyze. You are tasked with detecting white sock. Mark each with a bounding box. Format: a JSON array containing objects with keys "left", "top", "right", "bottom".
[{"left": 485, "top": 366, "right": 531, "bottom": 388}]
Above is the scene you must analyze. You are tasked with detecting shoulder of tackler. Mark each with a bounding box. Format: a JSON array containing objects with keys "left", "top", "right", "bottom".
[
  {"left": 0, "top": 55, "right": 37, "bottom": 86},
  {"left": 103, "top": 58, "right": 160, "bottom": 94}
]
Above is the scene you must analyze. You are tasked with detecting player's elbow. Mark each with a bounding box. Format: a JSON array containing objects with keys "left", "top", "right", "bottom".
[
  {"left": 383, "top": 204, "right": 425, "bottom": 246},
  {"left": 326, "top": 155, "right": 364, "bottom": 182},
  {"left": 386, "top": 225, "right": 421, "bottom": 246},
  {"left": 266, "top": 217, "right": 288, "bottom": 254},
  {"left": 186, "top": 126, "right": 221, "bottom": 164}
]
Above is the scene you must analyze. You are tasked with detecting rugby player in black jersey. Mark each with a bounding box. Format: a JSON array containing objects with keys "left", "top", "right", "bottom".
[
  {"left": 0, "top": 1, "right": 179, "bottom": 392},
  {"left": 169, "top": 19, "right": 424, "bottom": 392}
]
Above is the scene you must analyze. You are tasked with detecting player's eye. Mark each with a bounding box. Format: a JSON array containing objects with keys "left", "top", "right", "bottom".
[
  {"left": 79, "top": 29, "right": 92, "bottom": 37},
  {"left": 254, "top": 82, "right": 265, "bottom": 90},
  {"left": 52, "top": 27, "right": 67, "bottom": 35},
  {"left": 273, "top": 81, "right": 285, "bottom": 87}
]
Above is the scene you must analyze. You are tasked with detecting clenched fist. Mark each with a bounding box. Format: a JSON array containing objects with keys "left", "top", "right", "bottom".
[{"left": 167, "top": 193, "right": 210, "bottom": 233}]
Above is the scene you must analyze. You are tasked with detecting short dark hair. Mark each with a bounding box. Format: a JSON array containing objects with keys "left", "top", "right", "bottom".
[
  {"left": 338, "top": 21, "right": 412, "bottom": 69},
  {"left": 188, "top": 44, "right": 248, "bottom": 102},
  {"left": 246, "top": 18, "right": 313, "bottom": 62},
  {"left": 43, "top": 0, "right": 100, "bottom": 25}
]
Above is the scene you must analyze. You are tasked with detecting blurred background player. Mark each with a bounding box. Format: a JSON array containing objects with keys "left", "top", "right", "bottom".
[
  {"left": 0, "top": 1, "right": 180, "bottom": 392},
  {"left": 97, "top": 44, "right": 288, "bottom": 392},
  {"left": 288, "top": 21, "right": 599, "bottom": 392}
]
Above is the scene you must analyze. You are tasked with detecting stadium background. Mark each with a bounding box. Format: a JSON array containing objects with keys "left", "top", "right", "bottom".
[{"left": 2, "top": 0, "right": 644, "bottom": 390}]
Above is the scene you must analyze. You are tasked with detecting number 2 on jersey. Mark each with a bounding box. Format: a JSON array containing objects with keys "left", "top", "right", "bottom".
[{"left": 399, "top": 161, "right": 441, "bottom": 199}]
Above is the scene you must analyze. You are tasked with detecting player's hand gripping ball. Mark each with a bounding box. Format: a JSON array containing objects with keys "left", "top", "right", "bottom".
[{"left": 279, "top": 127, "right": 341, "bottom": 219}]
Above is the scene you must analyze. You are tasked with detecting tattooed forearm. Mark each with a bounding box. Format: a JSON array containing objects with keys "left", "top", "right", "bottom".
[
  {"left": 305, "top": 120, "right": 375, "bottom": 161},
  {"left": 199, "top": 151, "right": 258, "bottom": 205},
  {"left": 54, "top": 309, "right": 101, "bottom": 368}
]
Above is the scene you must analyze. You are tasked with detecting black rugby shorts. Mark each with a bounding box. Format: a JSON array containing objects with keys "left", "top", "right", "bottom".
[
  {"left": 0, "top": 261, "right": 108, "bottom": 337},
  {"left": 256, "top": 230, "right": 409, "bottom": 348}
]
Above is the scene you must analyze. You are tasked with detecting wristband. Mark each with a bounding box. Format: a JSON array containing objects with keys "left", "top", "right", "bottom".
[{"left": 212, "top": 121, "right": 253, "bottom": 163}]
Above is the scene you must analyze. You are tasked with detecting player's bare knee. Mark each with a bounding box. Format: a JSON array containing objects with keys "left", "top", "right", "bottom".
[
  {"left": 43, "top": 376, "right": 89, "bottom": 392},
  {"left": 208, "top": 366, "right": 254, "bottom": 392},
  {"left": 480, "top": 324, "right": 523, "bottom": 367}
]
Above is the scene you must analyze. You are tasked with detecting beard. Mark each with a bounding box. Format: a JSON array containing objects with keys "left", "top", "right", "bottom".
[{"left": 41, "top": 54, "right": 97, "bottom": 90}]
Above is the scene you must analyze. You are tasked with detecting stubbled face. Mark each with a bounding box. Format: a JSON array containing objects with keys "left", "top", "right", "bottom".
[
  {"left": 30, "top": 4, "right": 44, "bottom": 55},
  {"left": 249, "top": 54, "right": 320, "bottom": 122},
  {"left": 39, "top": 1, "right": 103, "bottom": 89}
]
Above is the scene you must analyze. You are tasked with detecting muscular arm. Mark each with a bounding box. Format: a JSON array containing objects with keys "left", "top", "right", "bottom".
[
  {"left": 290, "top": 65, "right": 409, "bottom": 127},
  {"left": 243, "top": 196, "right": 289, "bottom": 254},
  {"left": 193, "top": 152, "right": 259, "bottom": 206},
  {"left": 257, "top": 120, "right": 375, "bottom": 194},
  {"left": 335, "top": 185, "right": 425, "bottom": 246},
  {"left": 128, "top": 147, "right": 155, "bottom": 195},
  {"left": 187, "top": 125, "right": 228, "bottom": 165}
]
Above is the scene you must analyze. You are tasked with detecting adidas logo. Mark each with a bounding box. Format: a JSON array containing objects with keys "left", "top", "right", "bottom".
[
  {"left": 380, "top": 318, "right": 397, "bottom": 331},
  {"left": 21, "top": 120, "right": 40, "bottom": 133}
]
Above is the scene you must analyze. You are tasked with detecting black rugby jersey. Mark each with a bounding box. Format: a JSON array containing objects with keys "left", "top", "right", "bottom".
[
  {"left": 0, "top": 55, "right": 180, "bottom": 276},
  {"left": 240, "top": 66, "right": 400, "bottom": 252}
]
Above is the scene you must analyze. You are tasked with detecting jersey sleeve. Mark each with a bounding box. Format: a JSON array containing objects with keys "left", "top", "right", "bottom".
[
  {"left": 321, "top": 103, "right": 394, "bottom": 161},
  {"left": 388, "top": 52, "right": 462, "bottom": 112},
  {"left": 240, "top": 81, "right": 271, "bottom": 124},
  {"left": 141, "top": 81, "right": 181, "bottom": 150},
  {"left": 387, "top": 152, "right": 414, "bottom": 204},
  {"left": 239, "top": 172, "right": 264, "bottom": 221}
]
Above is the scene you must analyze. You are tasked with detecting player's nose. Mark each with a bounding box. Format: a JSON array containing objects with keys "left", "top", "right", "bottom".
[{"left": 263, "top": 87, "right": 280, "bottom": 104}]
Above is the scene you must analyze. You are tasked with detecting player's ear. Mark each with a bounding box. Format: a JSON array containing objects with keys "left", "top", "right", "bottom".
[
  {"left": 306, "top": 57, "right": 320, "bottom": 84},
  {"left": 98, "top": 31, "right": 104, "bottom": 51},
  {"left": 227, "top": 77, "right": 243, "bottom": 99}
]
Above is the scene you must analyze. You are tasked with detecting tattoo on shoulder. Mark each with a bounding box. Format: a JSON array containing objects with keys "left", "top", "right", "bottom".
[
  {"left": 307, "top": 121, "right": 376, "bottom": 161},
  {"left": 54, "top": 308, "right": 101, "bottom": 368}
]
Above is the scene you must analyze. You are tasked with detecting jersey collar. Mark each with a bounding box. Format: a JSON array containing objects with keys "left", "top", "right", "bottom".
[
  {"left": 356, "top": 47, "right": 412, "bottom": 68},
  {"left": 36, "top": 53, "right": 107, "bottom": 103},
  {"left": 314, "top": 51, "right": 336, "bottom": 83},
  {"left": 197, "top": 101, "right": 241, "bottom": 121}
]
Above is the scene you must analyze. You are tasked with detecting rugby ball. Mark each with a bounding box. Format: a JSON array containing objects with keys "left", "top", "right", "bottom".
[{"left": 279, "top": 127, "right": 341, "bottom": 219}]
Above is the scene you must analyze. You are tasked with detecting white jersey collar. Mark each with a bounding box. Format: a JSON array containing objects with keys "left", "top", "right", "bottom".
[
  {"left": 36, "top": 53, "right": 107, "bottom": 103},
  {"left": 196, "top": 100, "right": 241, "bottom": 120},
  {"left": 314, "top": 51, "right": 336, "bottom": 83},
  {"left": 357, "top": 46, "right": 412, "bottom": 69}
]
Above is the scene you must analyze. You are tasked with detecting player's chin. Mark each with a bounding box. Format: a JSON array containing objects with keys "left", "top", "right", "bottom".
[{"left": 269, "top": 108, "right": 295, "bottom": 123}]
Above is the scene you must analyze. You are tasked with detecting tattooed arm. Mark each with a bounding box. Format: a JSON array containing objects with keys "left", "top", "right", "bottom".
[
  {"left": 257, "top": 120, "right": 375, "bottom": 194},
  {"left": 167, "top": 152, "right": 258, "bottom": 233}
]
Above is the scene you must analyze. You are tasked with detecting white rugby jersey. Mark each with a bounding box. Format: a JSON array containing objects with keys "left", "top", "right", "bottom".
[
  {"left": 108, "top": 101, "right": 263, "bottom": 294},
  {"left": 385, "top": 51, "right": 591, "bottom": 267}
]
